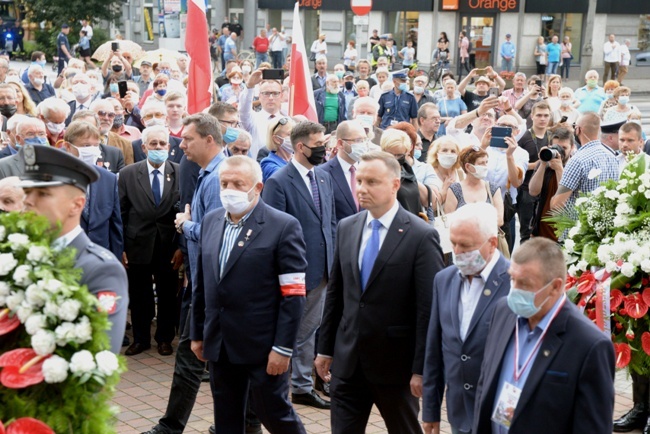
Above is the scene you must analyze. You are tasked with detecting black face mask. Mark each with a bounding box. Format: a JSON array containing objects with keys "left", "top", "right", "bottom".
[
  {"left": 397, "top": 155, "right": 407, "bottom": 166},
  {"left": 344, "top": 81, "right": 354, "bottom": 91},
  {"left": 574, "top": 133, "right": 581, "bottom": 148},
  {"left": 112, "top": 64, "right": 123, "bottom": 73},
  {"left": 0, "top": 104, "right": 16, "bottom": 118},
  {"left": 303, "top": 145, "right": 326, "bottom": 166}
]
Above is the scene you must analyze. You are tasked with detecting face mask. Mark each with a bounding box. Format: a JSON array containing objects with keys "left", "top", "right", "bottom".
[
  {"left": 23, "top": 136, "right": 48, "bottom": 146},
  {"left": 147, "top": 149, "right": 168, "bottom": 165},
  {"left": 335, "top": 71, "right": 344, "bottom": 79},
  {"left": 33, "top": 78, "right": 44, "bottom": 86},
  {"left": 469, "top": 164, "right": 488, "bottom": 179},
  {"left": 241, "top": 65, "right": 252, "bottom": 74},
  {"left": 155, "top": 89, "right": 167, "bottom": 97},
  {"left": 160, "top": 69, "right": 171, "bottom": 76},
  {"left": 344, "top": 81, "right": 354, "bottom": 91},
  {"left": 398, "top": 83, "right": 409, "bottom": 92},
  {"left": 46, "top": 121, "right": 65, "bottom": 136},
  {"left": 112, "top": 114, "right": 125, "bottom": 129},
  {"left": 144, "top": 117, "right": 166, "bottom": 128},
  {"left": 397, "top": 155, "right": 407, "bottom": 166},
  {"left": 303, "top": 145, "right": 326, "bottom": 166},
  {"left": 413, "top": 86, "right": 424, "bottom": 95},
  {"left": 346, "top": 142, "right": 368, "bottom": 162},
  {"left": 452, "top": 240, "right": 488, "bottom": 276},
  {"left": 586, "top": 79, "right": 597, "bottom": 88},
  {"left": 72, "top": 83, "right": 90, "bottom": 99},
  {"left": 109, "top": 83, "right": 119, "bottom": 94},
  {"left": 618, "top": 96, "right": 630, "bottom": 105},
  {"left": 73, "top": 145, "right": 101, "bottom": 165},
  {"left": 280, "top": 137, "right": 294, "bottom": 154},
  {"left": 0, "top": 104, "right": 17, "bottom": 118},
  {"left": 606, "top": 93, "right": 613, "bottom": 99},
  {"left": 357, "top": 114, "right": 374, "bottom": 129},
  {"left": 507, "top": 281, "right": 553, "bottom": 318},
  {"left": 112, "top": 64, "right": 123, "bottom": 73},
  {"left": 560, "top": 100, "right": 571, "bottom": 108},
  {"left": 36, "top": 60, "right": 46, "bottom": 68},
  {"left": 414, "top": 149, "right": 422, "bottom": 160},
  {"left": 223, "top": 127, "right": 240, "bottom": 144},
  {"left": 438, "top": 153, "right": 458, "bottom": 169},
  {"left": 220, "top": 186, "right": 254, "bottom": 215}
]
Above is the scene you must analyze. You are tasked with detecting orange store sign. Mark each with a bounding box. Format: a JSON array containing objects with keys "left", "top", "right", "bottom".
[{"left": 441, "top": 0, "right": 519, "bottom": 12}]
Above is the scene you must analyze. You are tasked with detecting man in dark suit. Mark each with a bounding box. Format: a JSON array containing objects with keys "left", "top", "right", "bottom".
[
  {"left": 422, "top": 202, "right": 510, "bottom": 434},
  {"left": 65, "top": 73, "right": 95, "bottom": 126},
  {"left": 321, "top": 120, "right": 367, "bottom": 222},
  {"left": 191, "top": 156, "right": 307, "bottom": 434},
  {"left": 119, "top": 125, "right": 183, "bottom": 356},
  {"left": 0, "top": 117, "right": 48, "bottom": 178},
  {"left": 472, "top": 238, "right": 615, "bottom": 434},
  {"left": 62, "top": 121, "right": 123, "bottom": 260},
  {"left": 20, "top": 144, "right": 128, "bottom": 354},
  {"left": 133, "top": 100, "right": 184, "bottom": 164},
  {"left": 262, "top": 121, "right": 336, "bottom": 409},
  {"left": 315, "top": 151, "right": 444, "bottom": 433},
  {"left": 71, "top": 109, "right": 125, "bottom": 174}
]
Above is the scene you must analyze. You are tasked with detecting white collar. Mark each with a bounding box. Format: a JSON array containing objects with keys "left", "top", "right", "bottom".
[
  {"left": 53, "top": 225, "right": 83, "bottom": 249},
  {"left": 337, "top": 154, "right": 354, "bottom": 173},
  {"left": 365, "top": 200, "right": 400, "bottom": 230},
  {"left": 147, "top": 159, "right": 165, "bottom": 174},
  {"left": 291, "top": 158, "right": 313, "bottom": 177},
  {"left": 478, "top": 249, "right": 501, "bottom": 281}
]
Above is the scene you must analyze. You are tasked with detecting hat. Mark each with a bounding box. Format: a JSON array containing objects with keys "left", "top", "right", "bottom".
[
  {"left": 506, "top": 33, "right": 511, "bottom": 38},
  {"left": 140, "top": 60, "right": 153, "bottom": 67},
  {"left": 475, "top": 76, "right": 491, "bottom": 85},
  {"left": 18, "top": 145, "right": 99, "bottom": 192},
  {"left": 601, "top": 119, "right": 626, "bottom": 134},
  {"left": 379, "top": 35, "right": 388, "bottom": 40},
  {"left": 392, "top": 69, "right": 408, "bottom": 80},
  {"left": 343, "top": 71, "right": 354, "bottom": 79},
  {"left": 61, "top": 24, "right": 69, "bottom": 29}
]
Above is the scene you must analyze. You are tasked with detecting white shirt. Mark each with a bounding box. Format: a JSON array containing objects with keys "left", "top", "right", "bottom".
[
  {"left": 485, "top": 146, "right": 529, "bottom": 204},
  {"left": 458, "top": 250, "right": 501, "bottom": 341},
  {"left": 269, "top": 32, "right": 286, "bottom": 51},
  {"left": 147, "top": 160, "right": 165, "bottom": 196},
  {"left": 336, "top": 154, "right": 355, "bottom": 191},
  {"left": 53, "top": 225, "right": 84, "bottom": 250},
  {"left": 239, "top": 85, "right": 285, "bottom": 159},
  {"left": 358, "top": 200, "right": 400, "bottom": 270},
  {"left": 620, "top": 44, "right": 631, "bottom": 66},
  {"left": 446, "top": 117, "right": 482, "bottom": 149},
  {"left": 412, "top": 159, "right": 439, "bottom": 189},
  {"left": 291, "top": 159, "right": 315, "bottom": 197},
  {"left": 81, "top": 24, "right": 93, "bottom": 39},
  {"left": 603, "top": 41, "right": 621, "bottom": 63},
  {"left": 311, "top": 40, "right": 327, "bottom": 55}
]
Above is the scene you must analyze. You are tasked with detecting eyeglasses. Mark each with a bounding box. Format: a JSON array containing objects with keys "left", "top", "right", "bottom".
[
  {"left": 142, "top": 112, "right": 166, "bottom": 121},
  {"left": 480, "top": 113, "right": 495, "bottom": 119},
  {"left": 260, "top": 91, "right": 281, "bottom": 98},
  {"left": 97, "top": 110, "right": 116, "bottom": 119},
  {"left": 147, "top": 140, "right": 168, "bottom": 147},
  {"left": 218, "top": 119, "right": 241, "bottom": 128},
  {"left": 272, "top": 117, "right": 289, "bottom": 134},
  {"left": 341, "top": 137, "right": 368, "bottom": 145}
]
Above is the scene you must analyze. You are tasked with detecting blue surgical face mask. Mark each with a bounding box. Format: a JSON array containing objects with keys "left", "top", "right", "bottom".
[
  {"left": 23, "top": 136, "right": 48, "bottom": 146},
  {"left": 618, "top": 96, "right": 630, "bottom": 105},
  {"left": 223, "top": 127, "right": 240, "bottom": 144},
  {"left": 155, "top": 89, "right": 167, "bottom": 97},
  {"left": 398, "top": 83, "right": 409, "bottom": 92},
  {"left": 414, "top": 149, "right": 422, "bottom": 160},
  {"left": 109, "top": 83, "right": 119, "bottom": 94},
  {"left": 148, "top": 149, "right": 168, "bottom": 165},
  {"left": 335, "top": 71, "right": 344, "bottom": 79},
  {"left": 37, "top": 60, "right": 47, "bottom": 68},
  {"left": 506, "top": 280, "right": 553, "bottom": 318}
]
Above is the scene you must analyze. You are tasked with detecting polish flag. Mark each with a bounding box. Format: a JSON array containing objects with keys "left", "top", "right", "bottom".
[
  {"left": 289, "top": 2, "right": 317, "bottom": 122},
  {"left": 185, "top": 0, "right": 212, "bottom": 114}
]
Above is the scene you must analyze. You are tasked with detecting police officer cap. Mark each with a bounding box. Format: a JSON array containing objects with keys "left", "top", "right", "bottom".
[
  {"left": 379, "top": 34, "right": 388, "bottom": 40},
  {"left": 392, "top": 69, "right": 409, "bottom": 80},
  {"left": 600, "top": 119, "right": 626, "bottom": 134},
  {"left": 18, "top": 144, "right": 99, "bottom": 192}
]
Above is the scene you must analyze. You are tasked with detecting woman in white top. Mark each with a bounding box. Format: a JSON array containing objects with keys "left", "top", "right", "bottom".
[
  {"left": 551, "top": 87, "right": 580, "bottom": 125},
  {"left": 545, "top": 74, "right": 562, "bottom": 112},
  {"left": 343, "top": 40, "right": 357, "bottom": 72},
  {"left": 369, "top": 67, "right": 390, "bottom": 100},
  {"left": 427, "top": 136, "right": 465, "bottom": 205},
  {"left": 604, "top": 86, "right": 641, "bottom": 123}
]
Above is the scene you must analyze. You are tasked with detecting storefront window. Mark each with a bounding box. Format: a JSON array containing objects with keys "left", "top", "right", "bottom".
[
  {"left": 387, "top": 11, "right": 419, "bottom": 49},
  {"left": 541, "top": 13, "right": 583, "bottom": 62},
  {"left": 461, "top": 15, "right": 495, "bottom": 68}
]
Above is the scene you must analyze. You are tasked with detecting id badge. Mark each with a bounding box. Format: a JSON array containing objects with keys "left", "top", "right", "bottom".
[
  {"left": 390, "top": 120, "right": 398, "bottom": 126},
  {"left": 491, "top": 382, "right": 521, "bottom": 428}
]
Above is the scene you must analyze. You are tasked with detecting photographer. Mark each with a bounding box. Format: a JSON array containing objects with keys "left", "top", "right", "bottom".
[{"left": 528, "top": 127, "right": 574, "bottom": 241}]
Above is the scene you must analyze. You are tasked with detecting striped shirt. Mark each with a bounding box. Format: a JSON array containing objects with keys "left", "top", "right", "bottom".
[{"left": 219, "top": 207, "right": 255, "bottom": 278}]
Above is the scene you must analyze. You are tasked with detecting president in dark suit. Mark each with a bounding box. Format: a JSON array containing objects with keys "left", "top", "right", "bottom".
[
  {"left": 422, "top": 202, "right": 510, "bottom": 434},
  {"left": 321, "top": 120, "right": 367, "bottom": 222},
  {"left": 315, "top": 151, "right": 444, "bottom": 433},
  {"left": 119, "top": 125, "right": 182, "bottom": 356},
  {"left": 472, "top": 238, "right": 615, "bottom": 434},
  {"left": 262, "top": 121, "right": 336, "bottom": 409},
  {"left": 191, "top": 156, "right": 307, "bottom": 434},
  {"left": 63, "top": 122, "right": 123, "bottom": 259}
]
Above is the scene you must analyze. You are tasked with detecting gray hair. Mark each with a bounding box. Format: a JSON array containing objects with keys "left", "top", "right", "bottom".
[
  {"left": 140, "top": 99, "right": 167, "bottom": 117},
  {"left": 142, "top": 125, "right": 169, "bottom": 145},
  {"left": 219, "top": 155, "right": 263, "bottom": 185},
  {"left": 71, "top": 109, "right": 100, "bottom": 127},
  {"left": 6, "top": 114, "right": 30, "bottom": 133},
  {"left": 353, "top": 96, "right": 379, "bottom": 116},
  {"left": 27, "top": 64, "right": 44, "bottom": 76},
  {"left": 37, "top": 97, "right": 71, "bottom": 119},
  {"left": 231, "top": 129, "right": 252, "bottom": 146},
  {"left": 450, "top": 202, "right": 498, "bottom": 239},
  {"left": 514, "top": 72, "right": 526, "bottom": 79},
  {"left": 16, "top": 117, "right": 46, "bottom": 135}
]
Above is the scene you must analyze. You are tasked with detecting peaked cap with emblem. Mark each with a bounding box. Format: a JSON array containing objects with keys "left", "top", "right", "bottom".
[{"left": 18, "top": 144, "right": 99, "bottom": 192}]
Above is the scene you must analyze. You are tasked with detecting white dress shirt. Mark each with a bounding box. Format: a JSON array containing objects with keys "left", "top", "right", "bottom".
[
  {"left": 358, "top": 200, "right": 400, "bottom": 270},
  {"left": 603, "top": 41, "right": 621, "bottom": 63},
  {"left": 620, "top": 44, "right": 631, "bottom": 66},
  {"left": 458, "top": 249, "right": 501, "bottom": 341},
  {"left": 147, "top": 160, "right": 165, "bottom": 196},
  {"left": 291, "top": 159, "right": 314, "bottom": 196},
  {"left": 336, "top": 154, "right": 355, "bottom": 190},
  {"left": 239, "top": 85, "right": 285, "bottom": 159}
]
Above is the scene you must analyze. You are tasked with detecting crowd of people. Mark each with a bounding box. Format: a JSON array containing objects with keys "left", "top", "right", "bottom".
[{"left": 0, "top": 21, "right": 648, "bottom": 434}]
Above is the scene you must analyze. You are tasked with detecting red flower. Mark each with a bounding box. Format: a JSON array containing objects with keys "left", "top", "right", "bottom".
[
  {"left": 611, "top": 289, "right": 625, "bottom": 311},
  {"left": 0, "top": 348, "right": 47, "bottom": 389},
  {"left": 642, "top": 332, "right": 650, "bottom": 356},
  {"left": 624, "top": 293, "right": 649, "bottom": 319},
  {"left": 616, "top": 322, "right": 623, "bottom": 330},
  {"left": 642, "top": 288, "right": 650, "bottom": 307},
  {"left": 565, "top": 275, "right": 577, "bottom": 291},
  {"left": 614, "top": 343, "right": 632, "bottom": 368},
  {"left": 577, "top": 272, "right": 597, "bottom": 294},
  {"left": 627, "top": 331, "right": 635, "bottom": 341},
  {"left": 0, "top": 309, "right": 20, "bottom": 336},
  {"left": 0, "top": 418, "right": 54, "bottom": 434}
]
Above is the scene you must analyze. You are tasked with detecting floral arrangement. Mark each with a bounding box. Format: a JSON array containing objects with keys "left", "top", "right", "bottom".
[
  {"left": 548, "top": 153, "right": 650, "bottom": 374},
  {"left": 0, "top": 212, "right": 124, "bottom": 433},
  {"left": 498, "top": 70, "right": 515, "bottom": 81}
]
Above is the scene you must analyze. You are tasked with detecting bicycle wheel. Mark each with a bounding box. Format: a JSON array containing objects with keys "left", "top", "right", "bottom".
[
  {"left": 428, "top": 64, "right": 443, "bottom": 89},
  {"left": 237, "top": 50, "right": 255, "bottom": 63}
]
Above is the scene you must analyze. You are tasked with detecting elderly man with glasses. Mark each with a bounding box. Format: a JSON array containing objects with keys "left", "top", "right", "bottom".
[
  {"left": 91, "top": 99, "right": 135, "bottom": 164},
  {"left": 132, "top": 100, "right": 184, "bottom": 164}
]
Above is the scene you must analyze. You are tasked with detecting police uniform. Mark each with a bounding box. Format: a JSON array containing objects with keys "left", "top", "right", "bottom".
[
  {"left": 18, "top": 144, "right": 129, "bottom": 354},
  {"left": 377, "top": 70, "right": 419, "bottom": 129}
]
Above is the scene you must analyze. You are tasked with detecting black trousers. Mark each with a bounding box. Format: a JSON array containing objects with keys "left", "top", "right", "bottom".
[
  {"left": 330, "top": 363, "right": 422, "bottom": 434},
  {"left": 516, "top": 189, "right": 538, "bottom": 243},
  {"left": 632, "top": 373, "right": 650, "bottom": 404}
]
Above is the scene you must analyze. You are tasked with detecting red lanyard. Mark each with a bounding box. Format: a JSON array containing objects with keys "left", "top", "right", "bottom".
[{"left": 513, "top": 295, "right": 566, "bottom": 382}]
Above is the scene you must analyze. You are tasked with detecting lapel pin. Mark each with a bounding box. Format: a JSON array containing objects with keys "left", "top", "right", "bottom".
[
  {"left": 483, "top": 289, "right": 491, "bottom": 296},
  {"left": 171, "top": 149, "right": 175, "bottom": 156},
  {"left": 245, "top": 229, "right": 252, "bottom": 241},
  {"left": 493, "top": 280, "right": 498, "bottom": 286},
  {"left": 543, "top": 350, "right": 550, "bottom": 357},
  {"left": 166, "top": 174, "right": 171, "bottom": 182},
  {"left": 398, "top": 228, "right": 403, "bottom": 233},
  {"left": 237, "top": 241, "right": 244, "bottom": 247}
]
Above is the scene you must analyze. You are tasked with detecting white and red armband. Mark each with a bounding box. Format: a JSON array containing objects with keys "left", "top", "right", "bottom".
[{"left": 279, "top": 273, "right": 306, "bottom": 297}]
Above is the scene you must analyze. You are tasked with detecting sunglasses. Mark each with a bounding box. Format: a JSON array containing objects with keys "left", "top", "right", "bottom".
[
  {"left": 272, "top": 117, "right": 290, "bottom": 134},
  {"left": 97, "top": 110, "right": 116, "bottom": 119}
]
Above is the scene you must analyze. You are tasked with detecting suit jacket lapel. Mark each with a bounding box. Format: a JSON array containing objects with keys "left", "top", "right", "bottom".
[
  {"left": 331, "top": 159, "right": 356, "bottom": 212},
  {"left": 137, "top": 162, "right": 155, "bottom": 205},
  {"left": 449, "top": 272, "right": 463, "bottom": 340},
  {"left": 220, "top": 204, "right": 264, "bottom": 279},
  {"left": 350, "top": 211, "right": 366, "bottom": 291},
  {"left": 465, "top": 256, "right": 509, "bottom": 339},
  {"left": 287, "top": 163, "right": 319, "bottom": 218},
  {"left": 160, "top": 161, "right": 175, "bottom": 205}
]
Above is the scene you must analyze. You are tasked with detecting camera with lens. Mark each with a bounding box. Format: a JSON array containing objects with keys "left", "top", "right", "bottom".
[{"left": 539, "top": 144, "right": 565, "bottom": 162}]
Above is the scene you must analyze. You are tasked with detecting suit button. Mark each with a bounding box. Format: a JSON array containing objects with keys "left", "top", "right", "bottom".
[
  {"left": 320, "top": 242, "right": 324, "bottom": 247},
  {"left": 359, "top": 302, "right": 365, "bottom": 308},
  {"left": 461, "top": 354, "right": 470, "bottom": 362},
  {"left": 464, "top": 383, "right": 472, "bottom": 390}
]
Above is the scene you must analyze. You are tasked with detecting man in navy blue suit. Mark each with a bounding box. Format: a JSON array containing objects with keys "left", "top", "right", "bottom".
[
  {"left": 191, "top": 156, "right": 307, "bottom": 434},
  {"left": 62, "top": 121, "right": 123, "bottom": 259},
  {"left": 321, "top": 120, "right": 367, "bottom": 222},
  {"left": 422, "top": 202, "right": 510, "bottom": 434},
  {"left": 262, "top": 121, "right": 336, "bottom": 409},
  {"left": 132, "top": 100, "right": 184, "bottom": 164}
]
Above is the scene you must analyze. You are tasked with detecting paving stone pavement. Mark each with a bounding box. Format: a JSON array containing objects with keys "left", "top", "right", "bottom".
[{"left": 113, "top": 329, "right": 636, "bottom": 434}]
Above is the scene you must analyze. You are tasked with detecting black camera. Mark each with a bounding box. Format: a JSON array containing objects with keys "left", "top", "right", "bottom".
[{"left": 539, "top": 144, "right": 566, "bottom": 162}]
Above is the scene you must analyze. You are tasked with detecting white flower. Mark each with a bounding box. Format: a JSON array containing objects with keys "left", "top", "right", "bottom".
[
  {"left": 629, "top": 253, "right": 643, "bottom": 267},
  {"left": 43, "top": 300, "right": 59, "bottom": 317},
  {"left": 57, "top": 299, "right": 81, "bottom": 322},
  {"left": 568, "top": 264, "right": 578, "bottom": 277},
  {"left": 31, "top": 329, "right": 56, "bottom": 356},
  {"left": 616, "top": 203, "right": 632, "bottom": 215},
  {"left": 25, "top": 284, "right": 48, "bottom": 308},
  {"left": 24, "top": 314, "right": 47, "bottom": 335},
  {"left": 26, "top": 245, "right": 50, "bottom": 263},
  {"left": 8, "top": 233, "right": 30, "bottom": 250},
  {"left": 42, "top": 279, "right": 63, "bottom": 294},
  {"left": 576, "top": 260, "right": 589, "bottom": 271},
  {"left": 613, "top": 215, "right": 629, "bottom": 228},
  {"left": 42, "top": 355, "right": 69, "bottom": 383},
  {"left": 604, "top": 189, "right": 619, "bottom": 200},
  {"left": 0, "top": 253, "right": 18, "bottom": 276},
  {"left": 645, "top": 190, "right": 650, "bottom": 199},
  {"left": 567, "top": 226, "right": 581, "bottom": 239},
  {"left": 54, "top": 322, "right": 76, "bottom": 346},
  {"left": 0, "top": 281, "right": 10, "bottom": 296},
  {"left": 15, "top": 303, "right": 33, "bottom": 323},
  {"left": 0, "top": 225, "right": 6, "bottom": 241},
  {"left": 621, "top": 262, "right": 636, "bottom": 278},
  {"left": 69, "top": 350, "right": 96, "bottom": 374},
  {"left": 564, "top": 239, "right": 575, "bottom": 253},
  {"left": 575, "top": 197, "right": 589, "bottom": 207},
  {"left": 641, "top": 259, "right": 650, "bottom": 273},
  {"left": 0, "top": 295, "right": 5, "bottom": 307},
  {"left": 74, "top": 316, "right": 92, "bottom": 343},
  {"left": 95, "top": 351, "right": 119, "bottom": 376},
  {"left": 605, "top": 261, "right": 619, "bottom": 273},
  {"left": 13, "top": 265, "right": 32, "bottom": 287},
  {"left": 5, "top": 291, "right": 24, "bottom": 310}
]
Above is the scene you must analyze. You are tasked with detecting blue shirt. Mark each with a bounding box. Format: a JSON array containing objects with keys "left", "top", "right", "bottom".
[
  {"left": 57, "top": 32, "right": 70, "bottom": 58},
  {"left": 261, "top": 151, "right": 288, "bottom": 183},
  {"left": 574, "top": 86, "right": 606, "bottom": 113},
  {"left": 224, "top": 37, "right": 237, "bottom": 61},
  {"left": 492, "top": 295, "right": 566, "bottom": 434},
  {"left": 438, "top": 98, "right": 467, "bottom": 136},
  {"left": 217, "top": 34, "right": 228, "bottom": 50},
  {"left": 79, "top": 36, "right": 90, "bottom": 50},
  {"left": 500, "top": 41, "right": 515, "bottom": 59},
  {"left": 546, "top": 42, "right": 561, "bottom": 63},
  {"left": 377, "top": 90, "right": 419, "bottom": 129}
]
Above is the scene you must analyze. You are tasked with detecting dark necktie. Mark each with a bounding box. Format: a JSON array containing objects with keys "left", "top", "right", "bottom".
[
  {"left": 152, "top": 169, "right": 161, "bottom": 207},
  {"left": 360, "top": 219, "right": 381, "bottom": 291},
  {"left": 307, "top": 170, "right": 321, "bottom": 217},
  {"left": 350, "top": 165, "right": 358, "bottom": 211}
]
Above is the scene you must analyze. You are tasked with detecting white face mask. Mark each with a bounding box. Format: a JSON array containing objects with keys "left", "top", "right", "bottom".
[
  {"left": 220, "top": 186, "right": 255, "bottom": 215},
  {"left": 560, "top": 100, "right": 571, "bottom": 107},
  {"left": 413, "top": 86, "right": 425, "bottom": 95},
  {"left": 346, "top": 141, "right": 369, "bottom": 162},
  {"left": 453, "top": 240, "right": 488, "bottom": 276},
  {"left": 241, "top": 65, "right": 252, "bottom": 74},
  {"left": 469, "top": 164, "right": 488, "bottom": 180},
  {"left": 438, "top": 153, "right": 457, "bottom": 169},
  {"left": 46, "top": 121, "right": 65, "bottom": 136},
  {"left": 73, "top": 144, "right": 101, "bottom": 165},
  {"left": 72, "top": 83, "right": 91, "bottom": 100},
  {"left": 33, "top": 78, "right": 45, "bottom": 86},
  {"left": 356, "top": 114, "right": 374, "bottom": 129},
  {"left": 144, "top": 117, "right": 167, "bottom": 128},
  {"left": 280, "top": 137, "right": 294, "bottom": 154}
]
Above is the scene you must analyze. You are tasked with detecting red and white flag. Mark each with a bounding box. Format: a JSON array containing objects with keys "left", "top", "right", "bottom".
[
  {"left": 289, "top": 2, "right": 317, "bottom": 122},
  {"left": 185, "top": 0, "right": 212, "bottom": 114}
]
